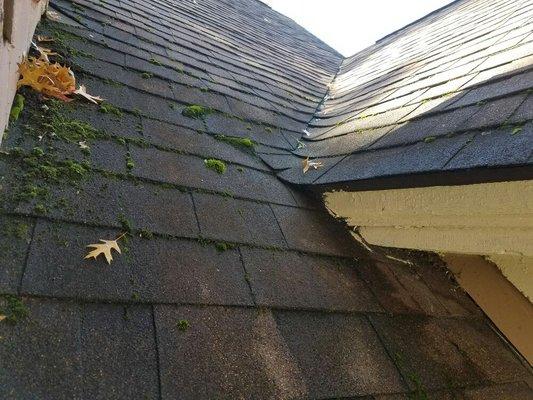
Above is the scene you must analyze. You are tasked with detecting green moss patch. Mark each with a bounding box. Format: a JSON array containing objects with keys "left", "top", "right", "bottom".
[
  {"left": 182, "top": 105, "right": 210, "bottom": 119},
  {"left": 125, "top": 152, "right": 135, "bottom": 171},
  {"left": 44, "top": 101, "right": 102, "bottom": 143},
  {"left": 214, "top": 134, "right": 254, "bottom": 150},
  {"left": 99, "top": 102, "right": 123, "bottom": 118},
  {"left": 0, "top": 295, "right": 29, "bottom": 324},
  {"left": 204, "top": 158, "right": 226, "bottom": 174},
  {"left": 9, "top": 94, "right": 25, "bottom": 123},
  {"left": 149, "top": 58, "right": 162, "bottom": 66},
  {"left": 3, "top": 221, "right": 30, "bottom": 239},
  {"left": 177, "top": 319, "right": 190, "bottom": 331},
  {"left": 215, "top": 242, "right": 236, "bottom": 252}
]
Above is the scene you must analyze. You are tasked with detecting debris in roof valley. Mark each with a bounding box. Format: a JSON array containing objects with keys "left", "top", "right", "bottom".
[{"left": 0, "top": 0, "right": 531, "bottom": 398}]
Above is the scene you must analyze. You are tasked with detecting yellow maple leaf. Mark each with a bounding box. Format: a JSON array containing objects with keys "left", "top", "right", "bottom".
[
  {"left": 84, "top": 233, "right": 126, "bottom": 265},
  {"left": 74, "top": 85, "right": 104, "bottom": 104},
  {"left": 17, "top": 56, "right": 76, "bottom": 102}
]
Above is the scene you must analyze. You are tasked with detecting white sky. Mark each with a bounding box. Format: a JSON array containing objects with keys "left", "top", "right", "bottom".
[{"left": 261, "top": 0, "right": 455, "bottom": 56}]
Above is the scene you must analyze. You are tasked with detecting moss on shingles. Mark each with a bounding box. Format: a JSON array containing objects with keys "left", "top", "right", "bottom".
[
  {"left": 0, "top": 295, "right": 29, "bottom": 324},
  {"left": 182, "top": 104, "right": 210, "bottom": 119},
  {"left": 215, "top": 242, "right": 236, "bottom": 252},
  {"left": 138, "top": 229, "right": 153, "bottom": 239},
  {"left": 214, "top": 134, "right": 254, "bottom": 150},
  {"left": 177, "top": 319, "right": 190, "bottom": 331},
  {"left": 125, "top": 152, "right": 135, "bottom": 171},
  {"left": 204, "top": 158, "right": 226, "bottom": 174},
  {"left": 149, "top": 58, "right": 162, "bottom": 66},
  {"left": 9, "top": 94, "right": 25, "bottom": 123},
  {"left": 5, "top": 144, "right": 89, "bottom": 214},
  {"left": 3, "top": 221, "right": 30, "bottom": 240},
  {"left": 118, "top": 213, "right": 133, "bottom": 233},
  {"left": 44, "top": 100, "right": 102, "bottom": 143},
  {"left": 99, "top": 102, "right": 123, "bottom": 118}
]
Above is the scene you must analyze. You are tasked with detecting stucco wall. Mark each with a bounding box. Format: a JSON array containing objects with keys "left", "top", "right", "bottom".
[{"left": 0, "top": 0, "right": 48, "bottom": 144}]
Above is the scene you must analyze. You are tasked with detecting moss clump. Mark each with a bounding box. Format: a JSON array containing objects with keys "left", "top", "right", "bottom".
[
  {"left": 214, "top": 135, "right": 254, "bottom": 149},
  {"left": 99, "top": 102, "right": 123, "bottom": 118},
  {"left": 149, "top": 58, "right": 162, "bottom": 66},
  {"left": 182, "top": 105, "right": 210, "bottom": 119},
  {"left": 9, "top": 94, "right": 25, "bottom": 123},
  {"left": 3, "top": 221, "right": 30, "bottom": 239},
  {"left": 423, "top": 136, "right": 436, "bottom": 143},
  {"left": 44, "top": 106, "right": 101, "bottom": 143},
  {"left": 118, "top": 213, "right": 133, "bottom": 233},
  {"left": 264, "top": 126, "right": 273, "bottom": 133},
  {"left": 204, "top": 158, "right": 226, "bottom": 174},
  {"left": 177, "top": 319, "right": 190, "bottom": 331},
  {"left": 0, "top": 295, "right": 29, "bottom": 324},
  {"left": 11, "top": 147, "right": 89, "bottom": 184},
  {"left": 407, "top": 373, "right": 429, "bottom": 400},
  {"left": 125, "top": 152, "right": 135, "bottom": 171},
  {"left": 215, "top": 242, "right": 235, "bottom": 252},
  {"left": 139, "top": 229, "right": 153, "bottom": 239},
  {"left": 141, "top": 72, "right": 153, "bottom": 79}
]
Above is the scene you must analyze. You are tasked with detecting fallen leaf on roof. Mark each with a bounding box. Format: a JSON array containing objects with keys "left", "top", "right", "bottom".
[
  {"left": 302, "top": 157, "right": 323, "bottom": 173},
  {"left": 46, "top": 10, "right": 60, "bottom": 20},
  {"left": 74, "top": 85, "right": 104, "bottom": 104},
  {"left": 36, "top": 35, "right": 55, "bottom": 42},
  {"left": 32, "top": 42, "right": 59, "bottom": 62},
  {"left": 84, "top": 233, "right": 126, "bottom": 265},
  {"left": 0, "top": 315, "right": 5, "bottom": 322},
  {"left": 17, "top": 56, "right": 75, "bottom": 102}
]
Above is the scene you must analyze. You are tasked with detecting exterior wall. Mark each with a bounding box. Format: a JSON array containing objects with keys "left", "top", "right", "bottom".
[
  {"left": 0, "top": 0, "right": 48, "bottom": 144},
  {"left": 443, "top": 254, "right": 533, "bottom": 365},
  {"left": 325, "top": 180, "right": 533, "bottom": 362}
]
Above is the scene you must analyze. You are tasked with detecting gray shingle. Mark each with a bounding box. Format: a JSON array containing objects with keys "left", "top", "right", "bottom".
[
  {"left": 193, "top": 192, "right": 287, "bottom": 248},
  {"left": 0, "top": 216, "right": 34, "bottom": 294},
  {"left": 0, "top": 299, "right": 160, "bottom": 399},
  {"left": 155, "top": 305, "right": 308, "bottom": 400},
  {"left": 445, "top": 123, "right": 533, "bottom": 170},
  {"left": 241, "top": 248, "right": 381, "bottom": 312},
  {"left": 274, "top": 311, "right": 406, "bottom": 397}
]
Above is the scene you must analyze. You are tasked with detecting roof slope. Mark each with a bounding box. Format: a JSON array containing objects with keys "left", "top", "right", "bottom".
[
  {"left": 282, "top": 0, "right": 533, "bottom": 189},
  {"left": 0, "top": 0, "right": 531, "bottom": 398}
]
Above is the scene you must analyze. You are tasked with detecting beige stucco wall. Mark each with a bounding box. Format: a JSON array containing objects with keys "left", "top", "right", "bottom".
[
  {"left": 443, "top": 254, "right": 533, "bottom": 365},
  {"left": 1, "top": 0, "right": 48, "bottom": 144}
]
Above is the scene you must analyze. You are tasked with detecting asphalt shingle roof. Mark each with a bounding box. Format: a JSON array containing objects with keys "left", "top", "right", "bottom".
[
  {"left": 284, "top": 0, "right": 533, "bottom": 189},
  {"left": 0, "top": 0, "right": 532, "bottom": 398}
]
